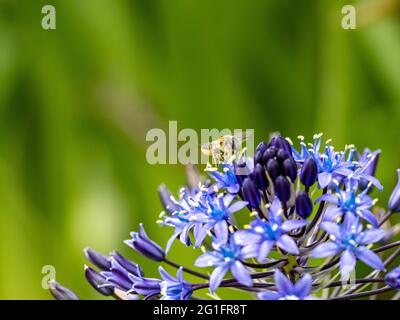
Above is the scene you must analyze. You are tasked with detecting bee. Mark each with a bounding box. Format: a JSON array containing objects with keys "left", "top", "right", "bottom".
[{"left": 201, "top": 132, "right": 251, "bottom": 164}]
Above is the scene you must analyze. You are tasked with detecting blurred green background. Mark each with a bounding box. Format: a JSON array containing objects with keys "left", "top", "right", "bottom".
[{"left": 0, "top": 0, "right": 399, "bottom": 299}]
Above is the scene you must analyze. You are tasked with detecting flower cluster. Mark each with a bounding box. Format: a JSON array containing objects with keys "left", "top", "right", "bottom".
[{"left": 51, "top": 133, "right": 400, "bottom": 300}]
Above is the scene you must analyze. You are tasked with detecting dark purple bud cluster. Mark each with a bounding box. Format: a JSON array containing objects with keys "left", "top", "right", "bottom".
[{"left": 252, "top": 134, "right": 297, "bottom": 203}]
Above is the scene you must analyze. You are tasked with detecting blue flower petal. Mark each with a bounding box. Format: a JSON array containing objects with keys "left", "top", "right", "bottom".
[
  {"left": 209, "top": 266, "right": 228, "bottom": 293},
  {"left": 231, "top": 261, "right": 252, "bottom": 287},
  {"left": 274, "top": 270, "right": 293, "bottom": 296},
  {"left": 311, "top": 242, "right": 340, "bottom": 258},
  {"left": 355, "top": 247, "right": 385, "bottom": 271},
  {"left": 276, "top": 234, "right": 299, "bottom": 254}
]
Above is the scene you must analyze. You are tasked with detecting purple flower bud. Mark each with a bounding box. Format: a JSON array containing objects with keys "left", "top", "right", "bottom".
[
  {"left": 282, "top": 158, "right": 297, "bottom": 182},
  {"left": 158, "top": 184, "right": 179, "bottom": 214},
  {"left": 256, "top": 141, "right": 268, "bottom": 155},
  {"left": 112, "top": 251, "right": 143, "bottom": 277},
  {"left": 125, "top": 224, "right": 165, "bottom": 262},
  {"left": 300, "top": 157, "right": 318, "bottom": 187},
  {"left": 266, "top": 158, "right": 281, "bottom": 181},
  {"left": 274, "top": 175, "right": 291, "bottom": 202},
  {"left": 130, "top": 275, "right": 161, "bottom": 297},
  {"left": 253, "top": 163, "right": 269, "bottom": 191},
  {"left": 242, "top": 177, "right": 261, "bottom": 208},
  {"left": 83, "top": 247, "right": 111, "bottom": 271},
  {"left": 388, "top": 169, "right": 400, "bottom": 212},
  {"left": 385, "top": 266, "right": 400, "bottom": 289},
  {"left": 49, "top": 280, "right": 79, "bottom": 300},
  {"left": 262, "top": 147, "right": 277, "bottom": 164},
  {"left": 254, "top": 151, "right": 263, "bottom": 166},
  {"left": 269, "top": 135, "right": 292, "bottom": 155},
  {"left": 102, "top": 259, "right": 135, "bottom": 291},
  {"left": 359, "top": 151, "right": 380, "bottom": 191},
  {"left": 295, "top": 192, "right": 313, "bottom": 219},
  {"left": 276, "top": 149, "right": 289, "bottom": 163},
  {"left": 234, "top": 161, "right": 250, "bottom": 187},
  {"left": 84, "top": 265, "right": 114, "bottom": 296}
]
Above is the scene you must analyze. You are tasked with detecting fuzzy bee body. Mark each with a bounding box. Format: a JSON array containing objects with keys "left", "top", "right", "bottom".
[{"left": 201, "top": 132, "right": 249, "bottom": 163}]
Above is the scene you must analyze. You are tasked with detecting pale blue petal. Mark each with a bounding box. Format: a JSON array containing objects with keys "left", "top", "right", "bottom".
[
  {"left": 358, "top": 229, "right": 387, "bottom": 245},
  {"left": 293, "top": 274, "right": 312, "bottom": 299},
  {"left": 258, "top": 291, "right": 282, "bottom": 300},
  {"left": 356, "top": 247, "right": 385, "bottom": 271},
  {"left": 319, "top": 222, "right": 341, "bottom": 238},
  {"left": 166, "top": 230, "right": 180, "bottom": 254},
  {"left": 241, "top": 243, "right": 260, "bottom": 260},
  {"left": 318, "top": 172, "right": 332, "bottom": 189},
  {"left": 195, "top": 253, "right": 219, "bottom": 267},
  {"left": 274, "top": 270, "right": 293, "bottom": 296},
  {"left": 311, "top": 242, "right": 339, "bottom": 258},
  {"left": 214, "top": 220, "right": 228, "bottom": 244},
  {"left": 209, "top": 266, "right": 228, "bottom": 293},
  {"left": 358, "top": 209, "right": 379, "bottom": 228},
  {"left": 257, "top": 241, "right": 273, "bottom": 262},
  {"left": 339, "top": 250, "right": 356, "bottom": 277},
  {"left": 158, "top": 266, "right": 176, "bottom": 282},
  {"left": 315, "top": 193, "right": 338, "bottom": 205},
  {"left": 227, "top": 201, "right": 248, "bottom": 215},
  {"left": 231, "top": 261, "right": 252, "bottom": 287},
  {"left": 281, "top": 220, "right": 308, "bottom": 232},
  {"left": 323, "top": 206, "right": 343, "bottom": 222},
  {"left": 276, "top": 234, "right": 299, "bottom": 254}
]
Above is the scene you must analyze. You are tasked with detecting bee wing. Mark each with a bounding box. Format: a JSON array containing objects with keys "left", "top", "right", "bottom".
[
  {"left": 201, "top": 142, "right": 212, "bottom": 155},
  {"left": 233, "top": 131, "right": 253, "bottom": 142}
]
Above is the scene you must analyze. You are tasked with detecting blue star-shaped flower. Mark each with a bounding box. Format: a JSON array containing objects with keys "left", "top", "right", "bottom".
[
  {"left": 258, "top": 270, "right": 314, "bottom": 300},
  {"left": 195, "top": 233, "right": 255, "bottom": 293},
  {"left": 316, "top": 187, "right": 379, "bottom": 227},
  {"left": 235, "top": 197, "right": 308, "bottom": 262},
  {"left": 312, "top": 214, "right": 386, "bottom": 278},
  {"left": 159, "top": 266, "right": 192, "bottom": 300}
]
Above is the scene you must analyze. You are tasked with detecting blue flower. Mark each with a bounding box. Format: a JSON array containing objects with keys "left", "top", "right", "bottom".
[
  {"left": 292, "top": 134, "right": 357, "bottom": 189},
  {"left": 160, "top": 188, "right": 211, "bottom": 252},
  {"left": 195, "top": 233, "right": 255, "bottom": 293},
  {"left": 235, "top": 197, "right": 308, "bottom": 262},
  {"left": 388, "top": 169, "right": 400, "bottom": 212},
  {"left": 159, "top": 266, "right": 192, "bottom": 300},
  {"left": 164, "top": 192, "right": 247, "bottom": 251},
  {"left": 84, "top": 265, "right": 114, "bottom": 296},
  {"left": 356, "top": 148, "right": 380, "bottom": 190},
  {"left": 258, "top": 270, "right": 314, "bottom": 300},
  {"left": 385, "top": 266, "right": 400, "bottom": 289},
  {"left": 346, "top": 152, "right": 383, "bottom": 191},
  {"left": 128, "top": 272, "right": 162, "bottom": 298},
  {"left": 50, "top": 280, "right": 80, "bottom": 300},
  {"left": 312, "top": 215, "right": 386, "bottom": 278},
  {"left": 125, "top": 224, "right": 165, "bottom": 262},
  {"left": 193, "top": 194, "right": 248, "bottom": 245},
  {"left": 205, "top": 162, "right": 241, "bottom": 194},
  {"left": 102, "top": 257, "right": 142, "bottom": 291},
  {"left": 317, "top": 187, "right": 379, "bottom": 227}
]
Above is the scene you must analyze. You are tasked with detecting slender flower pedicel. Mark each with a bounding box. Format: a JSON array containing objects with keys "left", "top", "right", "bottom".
[{"left": 51, "top": 133, "right": 400, "bottom": 300}]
